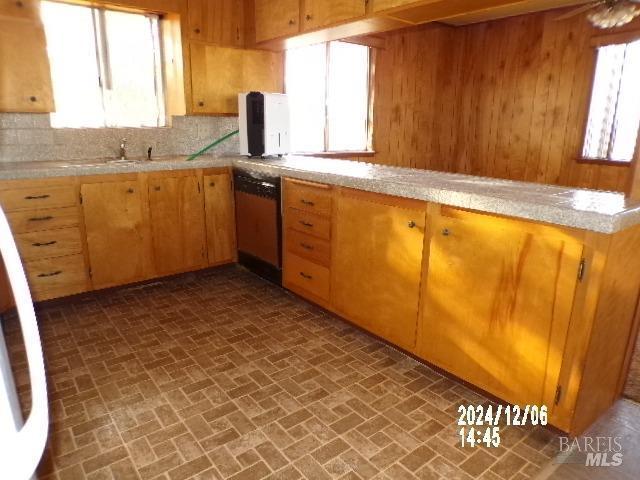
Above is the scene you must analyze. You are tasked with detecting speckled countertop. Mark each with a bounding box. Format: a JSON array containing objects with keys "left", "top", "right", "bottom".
[{"left": 1, "top": 154, "right": 639, "bottom": 234}]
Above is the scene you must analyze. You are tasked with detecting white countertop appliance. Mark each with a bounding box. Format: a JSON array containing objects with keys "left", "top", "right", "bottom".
[
  {"left": 0, "top": 206, "right": 49, "bottom": 479},
  {"left": 239, "top": 92, "right": 290, "bottom": 157}
]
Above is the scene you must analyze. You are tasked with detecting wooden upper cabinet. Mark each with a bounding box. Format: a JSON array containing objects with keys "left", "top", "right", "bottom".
[
  {"left": 255, "top": 0, "right": 300, "bottom": 43},
  {"left": 204, "top": 172, "right": 236, "bottom": 265},
  {"left": 81, "top": 180, "right": 152, "bottom": 289},
  {"left": 371, "top": 0, "right": 424, "bottom": 13},
  {"left": 148, "top": 173, "right": 207, "bottom": 275},
  {"left": 332, "top": 190, "right": 426, "bottom": 350},
  {"left": 418, "top": 208, "right": 584, "bottom": 407},
  {"left": 187, "top": 0, "right": 244, "bottom": 46},
  {"left": 0, "top": 0, "right": 40, "bottom": 20},
  {"left": 302, "top": 0, "right": 367, "bottom": 31},
  {"left": 190, "top": 44, "right": 282, "bottom": 114},
  {"left": 0, "top": 19, "right": 54, "bottom": 112}
]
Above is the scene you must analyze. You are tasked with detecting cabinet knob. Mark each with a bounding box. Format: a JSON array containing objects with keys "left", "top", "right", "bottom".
[
  {"left": 16, "top": 1, "right": 24, "bottom": 8},
  {"left": 209, "top": 181, "right": 215, "bottom": 187},
  {"left": 289, "top": 19, "right": 295, "bottom": 25},
  {"left": 154, "top": 186, "right": 161, "bottom": 191},
  {"left": 305, "top": 14, "right": 312, "bottom": 20},
  {"left": 408, "top": 221, "right": 416, "bottom": 228},
  {"left": 29, "top": 96, "right": 37, "bottom": 102},
  {"left": 127, "top": 188, "right": 134, "bottom": 194},
  {"left": 442, "top": 228, "right": 451, "bottom": 236},
  {"left": 198, "top": 101, "right": 204, "bottom": 107},
  {"left": 194, "top": 28, "right": 200, "bottom": 34}
]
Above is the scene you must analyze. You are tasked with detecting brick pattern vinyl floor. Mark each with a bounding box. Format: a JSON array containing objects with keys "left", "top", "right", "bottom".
[{"left": 3, "top": 266, "right": 559, "bottom": 479}]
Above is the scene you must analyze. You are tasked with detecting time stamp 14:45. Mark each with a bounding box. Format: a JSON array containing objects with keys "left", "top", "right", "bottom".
[{"left": 458, "top": 404, "right": 549, "bottom": 448}]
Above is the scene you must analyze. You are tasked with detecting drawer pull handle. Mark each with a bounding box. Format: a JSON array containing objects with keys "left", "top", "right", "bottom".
[
  {"left": 300, "top": 199, "right": 315, "bottom": 206},
  {"left": 442, "top": 228, "right": 451, "bottom": 236},
  {"left": 24, "top": 194, "right": 50, "bottom": 200},
  {"left": 299, "top": 221, "right": 314, "bottom": 228},
  {"left": 300, "top": 243, "right": 314, "bottom": 250},
  {"left": 38, "top": 270, "right": 62, "bottom": 278},
  {"left": 154, "top": 186, "right": 161, "bottom": 191},
  {"left": 408, "top": 221, "right": 416, "bottom": 228},
  {"left": 299, "top": 272, "right": 312, "bottom": 280},
  {"left": 29, "top": 216, "right": 54, "bottom": 222},
  {"left": 32, "top": 241, "right": 57, "bottom": 247}
]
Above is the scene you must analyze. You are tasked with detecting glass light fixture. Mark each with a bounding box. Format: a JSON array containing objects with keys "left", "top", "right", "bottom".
[{"left": 588, "top": 1, "right": 640, "bottom": 28}]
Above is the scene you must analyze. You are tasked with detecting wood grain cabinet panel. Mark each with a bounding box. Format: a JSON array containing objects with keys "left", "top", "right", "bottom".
[
  {"left": 0, "top": 18, "right": 53, "bottom": 112},
  {"left": 418, "top": 209, "right": 583, "bottom": 407},
  {"left": 284, "top": 252, "right": 330, "bottom": 301},
  {"left": 190, "top": 44, "right": 283, "bottom": 114},
  {"left": 255, "top": 0, "right": 300, "bottom": 43},
  {"left": 187, "top": 0, "right": 244, "bottom": 46},
  {"left": 148, "top": 175, "right": 207, "bottom": 275},
  {"left": 6, "top": 206, "right": 79, "bottom": 233},
  {"left": 15, "top": 226, "right": 83, "bottom": 261},
  {"left": 284, "top": 178, "right": 333, "bottom": 216},
  {"left": 81, "top": 181, "right": 151, "bottom": 289},
  {"left": 0, "top": 185, "right": 76, "bottom": 211},
  {"left": 302, "top": 0, "right": 366, "bottom": 31},
  {"left": 331, "top": 190, "right": 426, "bottom": 350},
  {"left": 285, "top": 207, "right": 331, "bottom": 240},
  {"left": 25, "top": 254, "right": 88, "bottom": 301},
  {"left": 0, "top": 0, "right": 40, "bottom": 20},
  {"left": 204, "top": 172, "right": 236, "bottom": 265},
  {"left": 371, "top": 0, "right": 425, "bottom": 13}
]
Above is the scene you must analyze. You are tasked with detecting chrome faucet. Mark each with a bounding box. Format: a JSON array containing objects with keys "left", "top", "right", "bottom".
[{"left": 119, "top": 138, "right": 127, "bottom": 160}]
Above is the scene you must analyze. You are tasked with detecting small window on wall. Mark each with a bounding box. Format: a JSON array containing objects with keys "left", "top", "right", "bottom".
[
  {"left": 285, "top": 41, "right": 371, "bottom": 153},
  {"left": 41, "top": 1, "right": 165, "bottom": 128},
  {"left": 582, "top": 39, "right": 640, "bottom": 162}
]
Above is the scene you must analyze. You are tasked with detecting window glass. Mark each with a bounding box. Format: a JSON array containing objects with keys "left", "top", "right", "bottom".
[
  {"left": 583, "top": 40, "right": 640, "bottom": 162},
  {"left": 286, "top": 41, "right": 370, "bottom": 153},
  {"left": 41, "top": 1, "right": 165, "bottom": 128},
  {"left": 327, "top": 42, "right": 369, "bottom": 151}
]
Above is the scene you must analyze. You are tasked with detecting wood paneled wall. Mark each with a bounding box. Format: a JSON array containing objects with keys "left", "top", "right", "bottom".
[{"left": 372, "top": 10, "right": 640, "bottom": 192}]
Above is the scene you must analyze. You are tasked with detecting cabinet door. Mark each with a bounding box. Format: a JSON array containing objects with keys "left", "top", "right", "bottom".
[
  {"left": 302, "top": 0, "right": 366, "bottom": 31},
  {"left": 419, "top": 209, "right": 583, "bottom": 406},
  {"left": 0, "top": 19, "right": 53, "bottom": 112},
  {"left": 187, "top": 0, "right": 244, "bottom": 46},
  {"left": 204, "top": 173, "right": 236, "bottom": 265},
  {"left": 81, "top": 181, "right": 151, "bottom": 289},
  {"left": 332, "top": 191, "right": 426, "bottom": 350},
  {"left": 190, "top": 44, "right": 283, "bottom": 114},
  {"left": 255, "top": 0, "right": 300, "bottom": 43},
  {"left": 148, "top": 175, "right": 207, "bottom": 275}
]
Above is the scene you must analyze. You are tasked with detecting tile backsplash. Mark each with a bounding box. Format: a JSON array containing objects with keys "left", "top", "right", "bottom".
[{"left": 0, "top": 113, "right": 240, "bottom": 162}]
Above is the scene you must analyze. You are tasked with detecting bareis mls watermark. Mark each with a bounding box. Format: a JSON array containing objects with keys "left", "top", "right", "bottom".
[{"left": 557, "top": 436, "right": 624, "bottom": 467}]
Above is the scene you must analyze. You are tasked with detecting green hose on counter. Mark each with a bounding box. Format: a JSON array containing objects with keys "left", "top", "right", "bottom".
[{"left": 186, "top": 129, "right": 239, "bottom": 161}]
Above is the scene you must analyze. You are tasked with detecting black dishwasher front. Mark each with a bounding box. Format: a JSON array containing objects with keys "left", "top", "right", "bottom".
[{"left": 234, "top": 169, "right": 282, "bottom": 285}]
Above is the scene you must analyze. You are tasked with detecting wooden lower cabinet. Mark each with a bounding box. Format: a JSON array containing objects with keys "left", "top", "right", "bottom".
[
  {"left": 204, "top": 172, "right": 236, "bottom": 265},
  {"left": 81, "top": 180, "right": 153, "bottom": 289},
  {"left": 331, "top": 189, "right": 426, "bottom": 350},
  {"left": 148, "top": 173, "right": 207, "bottom": 275},
  {"left": 417, "top": 207, "right": 584, "bottom": 407}
]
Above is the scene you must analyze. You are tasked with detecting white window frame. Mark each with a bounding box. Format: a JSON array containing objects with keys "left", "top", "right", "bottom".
[
  {"left": 42, "top": 1, "right": 166, "bottom": 128},
  {"left": 285, "top": 41, "right": 373, "bottom": 153},
  {"left": 581, "top": 37, "right": 640, "bottom": 164}
]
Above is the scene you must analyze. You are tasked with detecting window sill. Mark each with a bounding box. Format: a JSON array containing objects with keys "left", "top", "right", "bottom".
[
  {"left": 576, "top": 157, "right": 633, "bottom": 167},
  {"left": 294, "top": 151, "right": 375, "bottom": 158}
]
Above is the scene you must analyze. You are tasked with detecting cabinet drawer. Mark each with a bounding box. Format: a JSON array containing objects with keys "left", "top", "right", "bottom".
[
  {"left": 0, "top": 186, "right": 76, "bottom": 211},
  {"left": 284, "top": 179, "right": 332, "bottom": 216},
  {"left": 286, "top": 207, "right": 331, "bottom": 240},
  {"left": 286, "top": 229, "right": 331, "bottom": 266},
  {"left": 7, "top": 206, "right": 79, "bottom": 233},
  {"left": 25, "top": 254, "right": 88, "bottom": 301},
  {"left": 284, "top": 253, "right": 330, "bottom": 301},
  {"left": 15, "top": 227, "right": 83, "bottom": 261}
]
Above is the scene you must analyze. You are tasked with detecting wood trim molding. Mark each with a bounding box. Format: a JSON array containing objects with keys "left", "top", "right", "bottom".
[{"left": 590, "top": 29, "right": 640, "bottom": 47}]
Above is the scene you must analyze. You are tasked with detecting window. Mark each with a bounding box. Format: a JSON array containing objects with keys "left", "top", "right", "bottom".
[
  {"left": 285, "top": 41, "right": 370, "bottom": 153},
  {"left": 41, "top": 1, "right": 165, "bottom": 128},
  {"left": 583, "top": 39, "right": 640, "bottom": 162}
]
